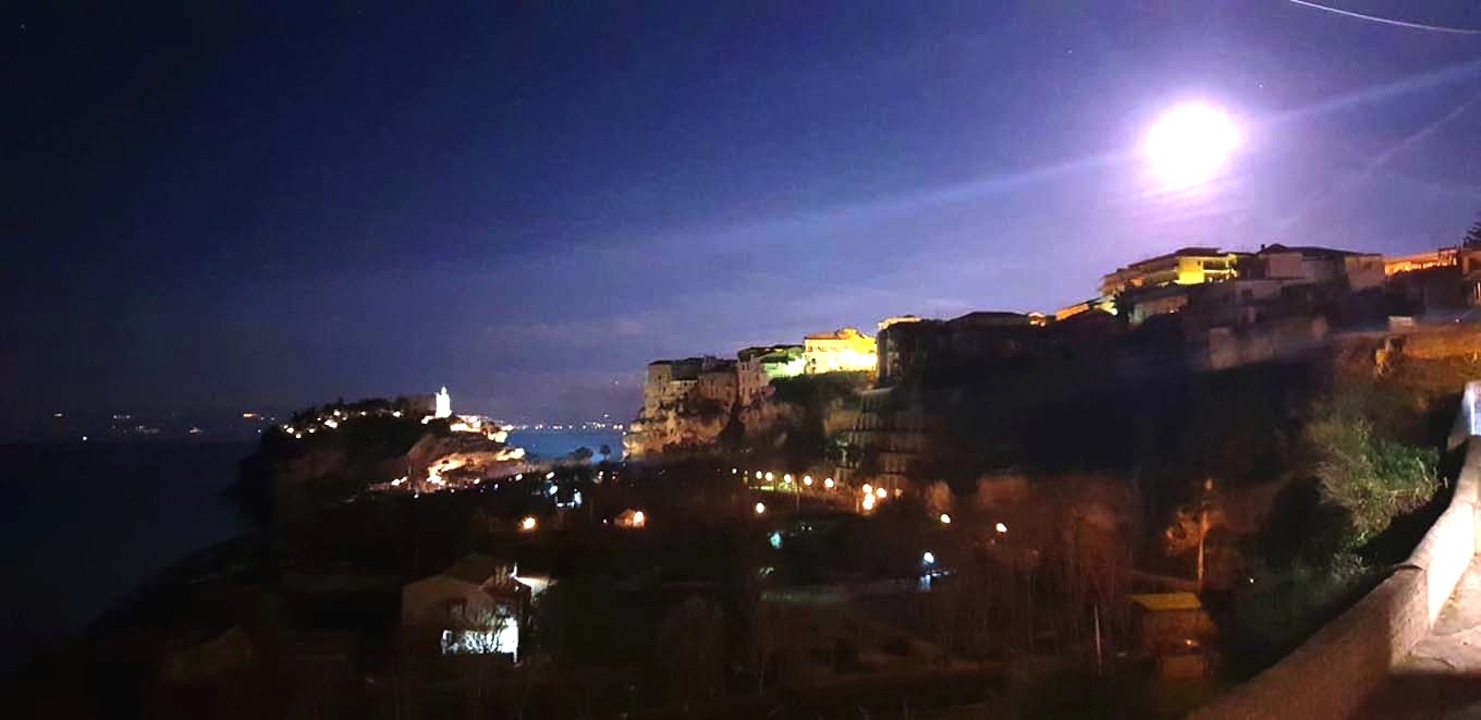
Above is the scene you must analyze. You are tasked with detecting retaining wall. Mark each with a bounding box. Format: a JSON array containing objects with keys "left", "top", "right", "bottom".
[{"left": 1192, "top": 381, "right": 1481, "bottom": 720}]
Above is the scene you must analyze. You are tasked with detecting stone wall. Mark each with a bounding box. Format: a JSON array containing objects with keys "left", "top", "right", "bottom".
[{"left": 1399, "top": 324, "right": 1481, "bottom": 361}]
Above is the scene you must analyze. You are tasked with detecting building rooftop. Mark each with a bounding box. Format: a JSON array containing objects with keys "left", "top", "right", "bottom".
[
  {"left": 1129, "top": 592, "right": 1203, "bottom": 612},
  {"left": 440, "top": 553, "right": 506, "bottom": 584},
  {"left": 1257, "top": 243, "right": 1371, "bottom": 258},
  {"left": 947, "top": 311, "right": 1035, "bottom": 327},
  {"left": 738, "top": 345, "right": 802, "bottom": 361},
  {"left": 804, "top": 327, "right": 870, "bottom": 341},
  {"left": 1111, "top": 247, "right": 1236, "bottom": 273}
]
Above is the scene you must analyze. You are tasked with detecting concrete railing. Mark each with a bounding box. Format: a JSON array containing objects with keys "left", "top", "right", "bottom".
[{"left": 1193, "top": 381, "right": 1481, "bottom": 720}]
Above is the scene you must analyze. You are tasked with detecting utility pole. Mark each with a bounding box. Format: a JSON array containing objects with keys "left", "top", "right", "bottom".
[
  {"left": 1094, "top": 604, "right": 1104, "bottom": 675},
  {"left": 1196, "top": 478, "right": 1213, "bottom": 593}
]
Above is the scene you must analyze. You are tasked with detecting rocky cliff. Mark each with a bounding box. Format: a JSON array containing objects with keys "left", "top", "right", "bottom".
[
  {"left": 624, "top": 373, "right": 867, "bottom": 461},
  {"left": 231, "top": 410, "right": 530, "bottom": 523}
]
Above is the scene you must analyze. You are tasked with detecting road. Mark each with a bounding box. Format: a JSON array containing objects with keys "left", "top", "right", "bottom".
[{"left": 1359, "top": 556, "right": 1481, "bottom": 719}]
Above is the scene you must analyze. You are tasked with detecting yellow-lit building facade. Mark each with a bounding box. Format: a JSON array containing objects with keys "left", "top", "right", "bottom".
[
  {"left": 1100, "top": 247, "right": 1243, "bottom": 297},
  {"left": 803, "top": 327, "right": 878, "bottom": 375}
]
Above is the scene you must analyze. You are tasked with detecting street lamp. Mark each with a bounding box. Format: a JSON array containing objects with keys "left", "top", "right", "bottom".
[
  {"left": 995, "top": 522, "right": 1008, "bottom": 534},
  {"left": 754, "top": 502, "right": 766, "bottom": 515},
  {"left": 939, "top": 513, "right": 952, "bottom": 525}
]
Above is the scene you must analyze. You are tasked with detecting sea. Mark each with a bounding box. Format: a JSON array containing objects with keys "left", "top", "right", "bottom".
[
  {"left": 0, "top": 428, "right": 622, "bottom": 672},
  {"left": 0, "top": 441, "right": 253, "bottom": 671},
  {"left": 505, "top": 428, "right": 623, "bottom": 461}
]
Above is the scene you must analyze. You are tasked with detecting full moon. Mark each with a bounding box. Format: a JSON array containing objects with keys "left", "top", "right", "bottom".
[{"left": 1143, "top": 103, "right": 1240, "bottom": 189}]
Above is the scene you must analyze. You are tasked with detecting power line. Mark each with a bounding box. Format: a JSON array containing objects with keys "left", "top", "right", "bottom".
[{"left": 1285, "top": 0, "right": 1481, "bottom": 35}]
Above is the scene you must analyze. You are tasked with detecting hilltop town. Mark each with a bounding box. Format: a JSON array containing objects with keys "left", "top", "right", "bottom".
[{"left": 627, "top": 241, "right": 1481, "bottom": 485}]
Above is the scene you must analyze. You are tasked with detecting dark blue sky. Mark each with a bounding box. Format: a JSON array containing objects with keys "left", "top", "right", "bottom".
[{"left": 5, "top": 1, "right": 1480, "bottom": 425}]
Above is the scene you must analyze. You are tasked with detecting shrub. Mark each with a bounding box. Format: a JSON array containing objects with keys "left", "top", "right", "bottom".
[{"left": 1304, "top": 392, "right": 1440, "bottom": 546}]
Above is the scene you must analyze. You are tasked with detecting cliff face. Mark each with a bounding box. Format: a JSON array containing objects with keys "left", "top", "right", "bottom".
[
  {"left": 624, "top": 406, "right": 733, "bottom": 458},
  {"left": 406, "top": 432, "right": 531, "bottom": 484},
  {"left": 624, "top": 374, "right": 866, "bottom": 460}
]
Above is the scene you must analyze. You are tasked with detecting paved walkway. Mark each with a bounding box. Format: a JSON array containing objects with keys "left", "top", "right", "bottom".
[{"left": 1360, "top": 556, "right": 1481, "bottom": 719}]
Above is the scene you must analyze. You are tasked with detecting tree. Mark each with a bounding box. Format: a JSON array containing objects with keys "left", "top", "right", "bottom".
[
  {"left": 654, "top": 598, "right": 725, "bottom": 707},
  {"left": 570, "top": 446, "right": 594, "bottom": 462},
  {"left": 598, "top": 443, "right": 612, "bottom": 459},
  {"left": 1465, "top": 217, "right": 1481, "bottom": 249}
]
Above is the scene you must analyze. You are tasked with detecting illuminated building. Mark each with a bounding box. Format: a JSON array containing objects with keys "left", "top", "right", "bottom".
[
  {"left": 1100, "top": 247, "right": 1244, "bottom": 297},
  {"left": 630, "top": 356, "right": 736, "bottom": 458},
  {"left": 1383, "top": 247, "right": 1481, "bottom": 311},
  {"left": 803, "top": 327, "right": 878, "bottom": 375},
  {"left": 696, "top": 360, "right": 738, "bottom": 408},
  {"left": 402, "top": 554, "right": 531, "bottom": 660},
  {"left": 736, "top": 345, "right": 804, "bottom": 404},
  {"left": 1126, "top": 286, "right": 1193, "bottom": 326},
  {"left": 642, "top": 356, "right": 730, "bottom": 416},
  {"left": 1054, "top": 297, "right": 1117, "bottom": 321}
]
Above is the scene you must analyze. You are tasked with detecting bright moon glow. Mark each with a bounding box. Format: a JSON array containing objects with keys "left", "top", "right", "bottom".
[{"left": 1143, "top": 103, "right": 1240, "bottom": 189}]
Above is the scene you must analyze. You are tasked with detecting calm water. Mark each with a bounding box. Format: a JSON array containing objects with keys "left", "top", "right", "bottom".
[
  {"left": 506, "top": 428, "right": 623, "bottom": 460},
  {"left": 0, "top": 430, "right": 623, "bottom": 670},
  {"left": 0, "top": 442, "right": 252, "bottom": 669}
]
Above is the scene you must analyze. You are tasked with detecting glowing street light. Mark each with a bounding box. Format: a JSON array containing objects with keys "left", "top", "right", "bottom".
[
  {"left": 922, "top": 551, "right": 936, "bottom": 566},
  {"left": 803, "top": 475, "right": 813, "bottom": 487},
  {"left": 823, "top": 477, "right": 835, "bottom": 489},
  {"left": 783, "top": 473, "right": 793, "bottom": 484},
  {"left": 861, "top": 494, "right": 876, "bottom": 511},
  {"left": 995, "top": 522, "right": 1008, "bottom": 534},
  {"left": 862, "top": 483, "right": 874, "bottom": 496},
  {"left": 520, "top": 516, "right": 538, "bottom": 532},
  {"left": 754, "top": 502, "right": 767, "bottom": 515},
  {"left": 875, "top": 488, "right": 888, "bottom": 499},
  {"left": 1143, "top": 102, "right": 1240, "bottom": 190},
  {"left": 755, "top": 470, "right": 762, "bottom": 480},
  {"left": 764, "top": 472, "right": 774, "bottom": 482},
  {"left": 939, "top": 513, "right": 952, "bottom": 525}
]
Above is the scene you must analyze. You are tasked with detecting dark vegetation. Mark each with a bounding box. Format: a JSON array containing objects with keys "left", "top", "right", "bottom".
[
  {"left": 857, "top": 336, "right": 1466, "bottom": 685},
  {"left": 11, "top": 334, "right": 1477, "bottom": 718}
]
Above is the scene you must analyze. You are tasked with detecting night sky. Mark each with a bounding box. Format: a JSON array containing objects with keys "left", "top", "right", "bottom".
[{"left": 6, "top": 1, "right": 1481, "bottom": 429}]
